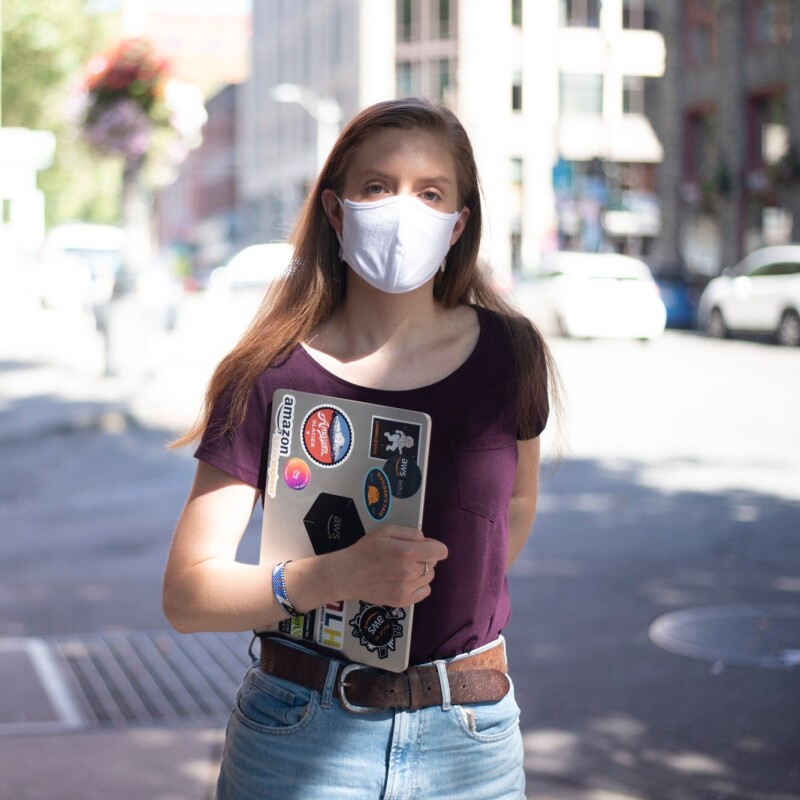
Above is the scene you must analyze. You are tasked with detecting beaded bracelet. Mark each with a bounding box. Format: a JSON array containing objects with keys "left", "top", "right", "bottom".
[{"left": 271, "top": 560, "right": 298, "bottom": 618}]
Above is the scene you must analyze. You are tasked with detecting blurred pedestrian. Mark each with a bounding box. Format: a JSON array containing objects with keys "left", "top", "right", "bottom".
[{"left": 163, "top": 97, "right": 558, "bottom": 799}]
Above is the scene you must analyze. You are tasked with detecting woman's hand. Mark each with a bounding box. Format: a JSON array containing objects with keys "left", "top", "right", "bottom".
[{"left": 328, "top": 525, "right": 448, "bottom": 608}]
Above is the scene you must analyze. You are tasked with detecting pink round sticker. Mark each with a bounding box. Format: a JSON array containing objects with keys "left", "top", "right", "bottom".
[{"left": 283, "top": 458, "right": 311, "bottom": 490}]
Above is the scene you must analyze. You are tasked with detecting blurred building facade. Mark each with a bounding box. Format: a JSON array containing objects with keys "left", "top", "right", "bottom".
[
  {"left": 226, "top": 0, "right": 665, "bottom": 278},
  {"left": 115, "top": 0, "right": 252, "bottom": 274},
  {"left": 156, "top": 84, "right": 241, "bottom": 274},
  {"left": 656, "top": 0, "right": 800, "bottom": 275},
  {"left": 0, "top": 129, "right": 56, "bottom": 264},
  {"left": 119, "top": 0, "right": 251, "bottom": 98},
  {"left": 548, "top": 0, "right": 664, "bottom": 261},
  {"left": 237, "top": 0, "right": 395, "bottom": 250}
]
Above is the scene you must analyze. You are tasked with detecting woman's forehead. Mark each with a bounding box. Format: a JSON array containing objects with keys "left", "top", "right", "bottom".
[{"left": 346, "top": 127, "right": 457, "bottom": 180}]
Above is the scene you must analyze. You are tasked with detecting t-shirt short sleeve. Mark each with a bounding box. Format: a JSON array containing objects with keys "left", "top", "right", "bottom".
[
  {"left": 519, "top": 326, "right": 550, "bottom": 440},
  {"left": 194, "top": 381, "right": 270, "bottom": 488}
]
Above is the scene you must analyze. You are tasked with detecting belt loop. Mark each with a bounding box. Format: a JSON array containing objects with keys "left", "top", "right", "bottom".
[
  {"left": 321, "top": 656, "right": 339, "bottom": 709},
  {"left": 434, "top": 660, "right": 451, "bottom": 711}
]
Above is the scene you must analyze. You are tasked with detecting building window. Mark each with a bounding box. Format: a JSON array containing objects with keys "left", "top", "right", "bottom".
[
  {"left": 511, "top": 228, "right": 522, "bottom": 272},
  {"left": 512, "top": 72, "right": 523, "bottom": 111},
  {"left": 437, "top": 58, "right": 451, "bottom": 101},
  {"left": 684, "top": 0, "right": 717, "bottom": 66},
  {"left": 559, "top": 73, "right": 603, "bottom": 114},
  {"left": 560, "top": 0, "right": 601, "bottom": 28},
  {"left": 433, "top": 0, "right": 451, "bottom": 37},
  {"left": 397, "top": 61, "right": 418, "bottom": 96},
  {"left": 622, "top": 0, "right": 657, "bottom": 30},
  {"left": 511, "top": 157, "right": 524, "bottom": 185},
  {"left": 748, "top": 0, "right": 792, "bottom": 46},
  {"left": 397, "top": 0, "right": 414, "bottom": 42},
  {"left": 747, "top": 91, "right": 788, "bottom": 170},
  {"left": 511, "top": 0, "right": 523, "bottom": 26},
  {"left": 683, "top": 107, "right": 717, "bottom": 183},
  {"left": 622, "top": 75, "right": 645, "bottom": 114}
]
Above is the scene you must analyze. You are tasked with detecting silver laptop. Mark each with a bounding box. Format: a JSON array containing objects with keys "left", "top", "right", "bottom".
[{"left": 258, "top": 389, "right": 432, "bottom": 672}]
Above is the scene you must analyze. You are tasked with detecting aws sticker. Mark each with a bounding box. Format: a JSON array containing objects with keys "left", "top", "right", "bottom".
[
  {"left": 349, "top": 602, "right": 406, "bottom": 660},
  {"left": 383, "top": 453, "right": 423, "bottom": 499},
  {"left": 303, "top": 493, "right": 365, "bottom": 555},
  {"left": 302, "top": 405, "right": 353, "bottom": 467},
  {"left": 364, "top": 468, "right": 391, "bottom": 521},
  {"left": 283, "top": 458, "right": 310, "bottom": 491}
]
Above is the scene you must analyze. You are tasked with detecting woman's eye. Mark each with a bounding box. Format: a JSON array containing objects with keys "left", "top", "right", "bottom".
[
  {"left": 421, "top": 190, "right": 442, "bottom": 203},
  {"left": 366, "top": 183, "right": 385, "bottom": 195}
]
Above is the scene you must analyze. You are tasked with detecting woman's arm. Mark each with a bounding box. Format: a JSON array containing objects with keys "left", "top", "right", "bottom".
[
  {"left": 506, "top": 437, "right": 541, "bottom": 569},
  {"left": 162, "top": 461, "right": 448, "bottom": 634}
]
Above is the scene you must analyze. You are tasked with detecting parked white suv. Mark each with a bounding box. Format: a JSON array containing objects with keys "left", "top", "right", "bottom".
[{"left": 698, "top": 245, "right": 800, "bottom": 346}]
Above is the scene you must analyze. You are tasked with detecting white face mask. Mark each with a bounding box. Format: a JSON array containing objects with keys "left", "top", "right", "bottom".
[{"left": 335, "top": 195, "right": 461, "bottom": 294}]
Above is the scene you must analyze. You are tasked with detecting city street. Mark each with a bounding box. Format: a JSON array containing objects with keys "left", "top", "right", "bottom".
[{"left": 0, "top": 282, "right": 799, "bottom": 799}]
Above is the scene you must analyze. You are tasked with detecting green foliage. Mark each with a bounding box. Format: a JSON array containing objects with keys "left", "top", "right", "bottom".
[{"left": 1, "top": 0, "right": 121, "bottom": 226}]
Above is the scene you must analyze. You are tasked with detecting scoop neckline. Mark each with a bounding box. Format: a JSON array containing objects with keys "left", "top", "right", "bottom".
[{"left": 296, "top": 305, "right": 487, "bottom": 396}]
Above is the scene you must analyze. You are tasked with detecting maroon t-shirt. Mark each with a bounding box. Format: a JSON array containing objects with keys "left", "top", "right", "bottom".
[{"left": 195, "top": 305, "right": 548, "bottom": 663}]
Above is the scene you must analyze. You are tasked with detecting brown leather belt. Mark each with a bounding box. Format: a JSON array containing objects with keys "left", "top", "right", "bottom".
[{"left": 259, "top": 635, "right": 510, "bottom": 714}]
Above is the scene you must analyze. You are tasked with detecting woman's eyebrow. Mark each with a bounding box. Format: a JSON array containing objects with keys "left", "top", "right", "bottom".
[
  {"left": 354, "top": 169, "right": 453, "bottom": 186},
  {"left": 418, "top": 174, "right": 454, "bottom": 187}
]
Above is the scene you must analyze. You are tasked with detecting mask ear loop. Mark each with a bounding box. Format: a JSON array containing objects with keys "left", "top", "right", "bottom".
[
  {"left": 333, "top": 194, "right": 345, "bottom": 261},
  {"left": 441, "top": 206, "right": 467, "bottom": 274}
]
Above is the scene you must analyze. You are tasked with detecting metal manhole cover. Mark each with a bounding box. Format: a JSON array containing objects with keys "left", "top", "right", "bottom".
[{"left": 649, "top": 605, "right": 800, "bottom": 669}]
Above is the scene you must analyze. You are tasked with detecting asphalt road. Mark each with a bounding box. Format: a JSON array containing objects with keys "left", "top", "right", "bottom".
[{"left": 1, "top": 286, "right": 799, "bottom": 799}]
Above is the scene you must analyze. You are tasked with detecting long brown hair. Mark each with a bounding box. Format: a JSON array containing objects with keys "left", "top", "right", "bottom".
[{"left": 173, "top": 97, "right": 560, "bottom": 447}]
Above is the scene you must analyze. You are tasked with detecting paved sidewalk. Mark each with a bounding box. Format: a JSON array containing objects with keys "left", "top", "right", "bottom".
[
  {"left": 0, "top": 275, "right": 646, "bottom": 800},
  {"left": 0, "top": 726, "right": 224, "bottom": 800}
]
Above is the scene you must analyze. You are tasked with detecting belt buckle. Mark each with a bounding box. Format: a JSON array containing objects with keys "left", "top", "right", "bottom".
[{"left": 337, "top": 663, "right": 380, "bottom": 714}]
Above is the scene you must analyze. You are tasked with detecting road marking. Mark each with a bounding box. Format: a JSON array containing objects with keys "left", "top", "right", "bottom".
[{"left": 0, "top": 638, "right": 84, "bottom": 735}]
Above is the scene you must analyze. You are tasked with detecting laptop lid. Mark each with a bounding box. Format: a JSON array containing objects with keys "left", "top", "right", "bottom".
[{"left": 259, "top": 389, "right": 431, "bottom": 672}]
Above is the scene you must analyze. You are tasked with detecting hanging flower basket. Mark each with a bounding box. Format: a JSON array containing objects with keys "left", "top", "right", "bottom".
[{"left": 78, "top": 37, "right": 206, "bottom": 182}]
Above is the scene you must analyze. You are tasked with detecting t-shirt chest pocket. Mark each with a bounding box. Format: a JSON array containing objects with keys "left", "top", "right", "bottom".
[{"left": 449, "top": 434, "right": 518, "bottom": 522}]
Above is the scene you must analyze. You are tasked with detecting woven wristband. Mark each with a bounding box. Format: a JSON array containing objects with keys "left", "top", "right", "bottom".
[{"left": 271, "top": 560, "right": 298, "bottom": 618}]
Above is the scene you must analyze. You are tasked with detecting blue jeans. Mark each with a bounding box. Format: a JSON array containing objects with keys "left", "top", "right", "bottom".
[{"left": 216, "top": 637, "right": 525, "bottom": 799}]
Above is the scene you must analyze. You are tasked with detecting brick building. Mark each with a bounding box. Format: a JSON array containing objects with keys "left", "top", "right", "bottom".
[{"left": 656, "top": 0, "right": 800, "bottom": 275}]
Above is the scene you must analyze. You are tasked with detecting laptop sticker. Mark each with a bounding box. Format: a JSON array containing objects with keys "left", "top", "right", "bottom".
[
  {"left": 349, "top": 602, "right": 406, "bottom": 660},
  {"left": 370, "top": 417, "right": 421, "bottom": 461},
  {"left": 302, "top": 404, "right": 353, "bottom": 467},
  {"left": 303, "top": 492, "right": 366, "bottom": 555},
  {"left": 383, "top": 453, "right": 423, "bottom": 499},
  {"left": 284, "top": 458, "right": 311, "bottom": 490},
  {"left": 364, "top": 468, "right": 392, "bottom": 520}
]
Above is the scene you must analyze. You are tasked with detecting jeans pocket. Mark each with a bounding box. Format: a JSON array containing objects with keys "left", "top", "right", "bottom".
[
  {"left": 233, "top": 667, "right": 317, "bottom": 735},
  {"left": 454, "top": 685, "right": 521, "bottom": 743}
]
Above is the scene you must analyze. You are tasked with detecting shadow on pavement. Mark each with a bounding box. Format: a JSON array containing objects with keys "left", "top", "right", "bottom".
[
  {"left": 2, "top": 377, "right": 798, "bottom": 799},
  {"left": 510, "top": 457, "right": 800, "bottom": 800}
]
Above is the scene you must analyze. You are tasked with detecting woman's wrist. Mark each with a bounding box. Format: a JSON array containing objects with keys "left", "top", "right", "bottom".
[
  {"left": 279, "top": 552, "right": 348, "bottom": 616},
  {"left": 271, "top": 560, "right": 299, "bottom": 617}
]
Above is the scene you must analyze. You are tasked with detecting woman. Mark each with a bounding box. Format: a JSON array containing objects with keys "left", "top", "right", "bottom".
[{"left": 164, "top": 97, "right": 558, "bottom": 799}]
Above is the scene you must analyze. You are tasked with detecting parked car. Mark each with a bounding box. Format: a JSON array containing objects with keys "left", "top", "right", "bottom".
[
  {"left": 513, "top": 251, "right": 667, "bottom": 340},
  {"left": 33, "top": 222, "right": 124, "bottom": 312},
  {"left": 208, "top": 242, "right": 294, "bottom": 292},
  {"left": 698, "top": 245, "right": 800, "bottom": 346}
]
